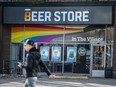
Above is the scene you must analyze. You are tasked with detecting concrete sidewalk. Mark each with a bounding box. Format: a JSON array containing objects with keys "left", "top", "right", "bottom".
[{"left": 0, "top": 76, "right": 116, "bottom": 87}]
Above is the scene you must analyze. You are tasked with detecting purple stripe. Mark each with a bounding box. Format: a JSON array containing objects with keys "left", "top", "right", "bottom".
[{"left": 36, "top": 36, "right": 61, "bottom": 42}]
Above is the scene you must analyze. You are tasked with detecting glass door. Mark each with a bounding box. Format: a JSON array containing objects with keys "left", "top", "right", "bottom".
[{"left": 91, "top": 44, "right": 105, "bottom": 77}]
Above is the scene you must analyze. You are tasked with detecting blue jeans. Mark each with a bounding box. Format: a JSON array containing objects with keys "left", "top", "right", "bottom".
[{"left": 24, "top": 77, "right": 37, "bottom": 87}]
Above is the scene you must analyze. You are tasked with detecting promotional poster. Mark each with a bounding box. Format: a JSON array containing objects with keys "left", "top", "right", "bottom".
[
  {"left": 52, "top": 46, "right": 61, "bottom": 62},
  {"left": 67, "top": 47, "right": 77, "bottom": 62},
  {"left": 40, "top": 46, "right": 49, "bottom": 61}
]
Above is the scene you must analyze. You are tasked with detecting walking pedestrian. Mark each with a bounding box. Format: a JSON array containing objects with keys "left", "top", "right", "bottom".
[{"left": 18, "top": 39, "right": 55, "bottom": 87}]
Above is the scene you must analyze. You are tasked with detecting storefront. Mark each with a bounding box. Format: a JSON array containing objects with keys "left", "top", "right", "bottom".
[{"left": 1, "top": 2, "right": 114, "bottom": 78}]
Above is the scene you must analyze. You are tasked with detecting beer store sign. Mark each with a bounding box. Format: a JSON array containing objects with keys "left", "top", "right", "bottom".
[{"left": 3, "top": 6, "right": 112, "bottom": 24}]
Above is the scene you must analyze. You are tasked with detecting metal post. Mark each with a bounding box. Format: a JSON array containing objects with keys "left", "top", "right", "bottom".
[
  {"left": 72, "top": 63, "right": 74, "bottom": 74},
  {"left": 22, "top": 25, "right": 26, "bottom": 75},
  {"left": 53, "top": 62, "right": 54, "bottom": 73},
  {"left": 90, "top": 44, "right": 93, "bottom": 77},
  {"left": 23, "top": 24, "right": 26, "bottom": 60},
  {"left": 62, "top": 25, "right": 65, "bottom": 75},
  {"left": 104, "top": 25, "right": 107, "bottom": 69},
  {"left": 3, "top": 60, "right": 4, "bottom": 74}
]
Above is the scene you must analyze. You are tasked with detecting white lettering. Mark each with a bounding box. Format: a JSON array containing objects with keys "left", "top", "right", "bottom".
[
  {"left": 38, "top": 11, "right": 44, "bottom": 21},
  {"left": 83, "top": 11, "right": 89, "bottom": 21},
  {"left": 30, "top": 10, "right": 89, "bottom": 22},
  {"left": 75, "top": 11, "right": 82, "bottom": 21},
  {"left": 72, "top": 37, "right": 103, "bottom": 42},
  {"left": 77, "top": 37, "right": 86, "bottom": 41},
  {"left": 61, "top": 11, "right": 67, "bottom": 21},
  {"left": 72, "top": 37, "right": 76, "bottom": 41},
  {"left": 54, "top": 11, "right": 61, "bottom": 21},
  {"left": 68, "top": 11, "right": 74, "bottom": 21},
  {"left": 87, "top": 37, "right": 103, "bottom": 42},
  {"left": 45, "top": 11, "right": 51, "bottom": 21},
  {"left": 32, "top": 11, "right": 37, "bottom": 21}
]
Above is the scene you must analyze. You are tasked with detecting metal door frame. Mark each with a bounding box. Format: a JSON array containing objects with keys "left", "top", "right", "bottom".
[{"left": 90, "top": 43, "right": 106, "bottom": 77}]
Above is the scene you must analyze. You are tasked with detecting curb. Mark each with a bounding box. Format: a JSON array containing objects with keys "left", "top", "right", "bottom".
[{"left": 55, "top": 76, "right": 88, "bottom": 79}]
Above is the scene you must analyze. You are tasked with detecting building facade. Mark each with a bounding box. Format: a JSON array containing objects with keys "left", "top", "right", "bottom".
[{"left": 0, "top": 1, "right": 116, "bottom": 78}]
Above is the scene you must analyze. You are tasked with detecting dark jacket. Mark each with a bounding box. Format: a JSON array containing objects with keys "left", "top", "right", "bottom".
[{"left": 22, "top": 47, "right": 51, "bottom": 77}]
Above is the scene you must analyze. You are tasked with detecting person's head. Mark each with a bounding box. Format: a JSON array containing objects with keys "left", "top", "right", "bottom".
[{"left": 24, "top": 39, "right": 35, "bottom": 52}]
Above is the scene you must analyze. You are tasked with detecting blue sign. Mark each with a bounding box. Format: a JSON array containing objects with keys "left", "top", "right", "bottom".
[
  {"left": 40, "top": 46, "right": 49, "bottom": 61},
  {"left": 52, "top": 46, "right": 61, "bottom": 62},
  {"left": 67, "top": 47, "right": 77, "bottom": 62},
  {"left": 4, "top": 6, "right": 112, "bottom": 24}
]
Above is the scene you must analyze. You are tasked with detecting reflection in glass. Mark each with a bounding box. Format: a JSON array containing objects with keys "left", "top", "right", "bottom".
[
  {"left": 106, "top": 45, "right": 113, "bottom": 67},
  {"left": 93, "top": 45, "right": 104, "bottom": 70}
]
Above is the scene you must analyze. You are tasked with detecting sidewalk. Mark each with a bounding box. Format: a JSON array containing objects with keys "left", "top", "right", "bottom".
[{"left": 0, "top": 76, "right": 116, "bottom": 87}]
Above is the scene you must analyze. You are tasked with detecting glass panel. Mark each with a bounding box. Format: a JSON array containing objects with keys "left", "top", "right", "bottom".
[
  {"left": 10, "top": 43, "right": 23, "bottom": 74},
  {"left": 106, "top": 27, "right": 114, "bottom": 43},
  {"left": 73, "top": 44, "right": 90, "bottom": 74},
  {"left": 93, "top": 45, "right": 104, "bottom": 70},
  {"left": 106, "top": 44, "right": 113, "bottom": 67}
]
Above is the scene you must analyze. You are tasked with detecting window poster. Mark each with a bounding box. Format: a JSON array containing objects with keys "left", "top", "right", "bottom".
[
  {"left": 52, "top": 46, "right": 61, "bottom": 62},
  {"left": 67, "top": 47, "right": 77, "bottom": 62},
  {"left": 40, "top": 46, "right": 49, "bottom": 61}
]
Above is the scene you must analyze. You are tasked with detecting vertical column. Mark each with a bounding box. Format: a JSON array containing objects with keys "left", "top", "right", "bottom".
[
  {"left": 0, "top": 6, "right": 11, "bottom": 74},
  {"left": 113, "top": 6, "right": 116, "bottom": 78},
  {"left": 0, "top": 7, "right": 3, "bottom": 73}
]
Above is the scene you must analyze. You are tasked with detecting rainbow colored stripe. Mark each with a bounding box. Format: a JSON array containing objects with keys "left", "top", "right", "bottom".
[{"left": 12, "top": 25, "right": 83, "bottom": 43}]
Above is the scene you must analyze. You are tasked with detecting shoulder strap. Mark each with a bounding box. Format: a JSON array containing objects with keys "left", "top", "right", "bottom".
[
  {"left": 30, "top": 52, "right": 40, "bottom": 67},
  {"left": 31, "top": 52, "right": 41, "bottom": 60}
]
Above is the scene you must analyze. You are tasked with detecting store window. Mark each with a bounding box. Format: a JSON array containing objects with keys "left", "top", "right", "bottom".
[
  {"left": 11, "top": 25, "right": 114, "bottom": 75},
  {"left": 93, "top": 45, "right": 104, "bottom": 70}
]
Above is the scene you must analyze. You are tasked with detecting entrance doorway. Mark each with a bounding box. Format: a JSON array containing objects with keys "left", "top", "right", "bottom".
[{"left": 91, "top": 44, "right": 105, "bottom": 77}]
